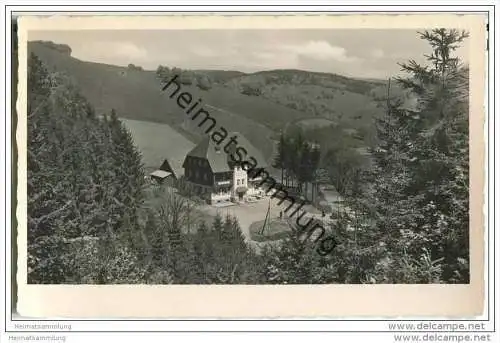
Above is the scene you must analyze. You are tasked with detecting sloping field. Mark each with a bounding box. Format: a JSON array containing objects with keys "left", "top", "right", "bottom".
[
  {"left": 197, "top": 86, "right": 309, "bottom": 131},
  {"left": 121, "top": 118, "right": 195, "bottom": 173}
]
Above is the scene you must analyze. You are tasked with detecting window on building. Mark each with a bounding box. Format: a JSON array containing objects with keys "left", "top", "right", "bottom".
[{"left": 237, "top": 180, "right": 240, "bottom": 185}]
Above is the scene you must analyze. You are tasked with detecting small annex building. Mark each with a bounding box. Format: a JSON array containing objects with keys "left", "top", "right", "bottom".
[{"left": 149, "top": 157, "right": 184, "bottom": 186}]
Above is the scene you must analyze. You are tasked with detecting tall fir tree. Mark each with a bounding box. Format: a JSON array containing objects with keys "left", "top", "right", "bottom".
[
  {"left": 351, "top": 29, "right": 470, "bottom": 283},
  {"left": 273, "top": 133, "right": 286, "bottom": 185}
]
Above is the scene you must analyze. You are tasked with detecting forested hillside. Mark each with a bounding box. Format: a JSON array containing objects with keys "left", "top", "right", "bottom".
[
  {"left": 27, "top": 28, "right": 470, "bottom": 285},
  {"left": 27, "top": 53, "right": 146, "bottom": 283},
  {"left": 227, "top": 70, "right": 398, "bottom": 125},
  {"left": 261, "top": 29, "right": 471, "bottom": 284},
  {"left": 27, "top": 53, "right": 265, "bottom": 284},
  {"left": 25, "top": 52, "right": 374, "bottom": 284},
  {"left": 340, "top": 29, "right": 470, "bottom": 283},
  {"left": 226, "top": 68, "right": 416, "bottom": 149}
]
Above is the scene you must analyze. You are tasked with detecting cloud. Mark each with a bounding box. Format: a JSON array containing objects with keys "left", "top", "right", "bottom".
[
  {"left": 72, "top": 41, "right": 149, "bottom": 65},
  {"left": 190, "top": 45, "right": 220, "bottom": 58},
  {"left": 370, "top": 48, "right": 385, "bottom": 58},
  {"left": 30, "top": 29, "right": 471, "bottom": 78},
  {"left": 282, "top": 40, "right": 361, "bottom": 63},
  {"left": 112, "top": 42, "right": 149, "bottom": 60},
  {"left": 250, "top": 51, "right": 299, "bottom": 69},
  {"left": 253, "top": 51, "right": 278, "bottom": 60}
]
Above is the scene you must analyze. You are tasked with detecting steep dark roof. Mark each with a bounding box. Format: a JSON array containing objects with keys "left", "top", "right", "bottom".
[
  {"left": 183, "top": 136, "right": 230, "bottom": 173},
  {"left": 228, "top": 131, "right": 268, "bottom": 169},
  {"left": 183, "top": 132, "right": 267, "bottom": 173},
  {"left": 160, "top": 158, "right": 184, "bottom": 179}
]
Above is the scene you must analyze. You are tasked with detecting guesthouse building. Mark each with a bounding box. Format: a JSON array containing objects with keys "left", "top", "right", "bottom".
[{"left": 182, "top": 132, "right": 267, "bottom": 204}]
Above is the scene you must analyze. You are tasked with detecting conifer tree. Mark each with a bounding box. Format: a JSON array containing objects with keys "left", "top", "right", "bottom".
[
  {"left": 230, "top": 217, "right": 248, "bottom": 254},
  {"left": 351, "top": 28, "right": 470, "bottom": 283},
  {"left": 221, "top": 214, "right": 235, "bottom": 249},
  {"left": 309, "top": 144, "right": 321, "bottom": 202},
  {"left": 27, "top": 54, "right": 147, "bottom": 284},
  {"left": 394, "top": 29, "right": 470, "bottom": 282},
  {"left": 194, "top": 221, "right": 209, "bottom": 257},
  {"left": 212, "top": 212, "right": 224, "bottom": 242},
  {"left": 297, "top": 141, "right": 310, "bottom": 194},
  {"left": 273, "top": 133, "right": 286, "bottom": 184}
]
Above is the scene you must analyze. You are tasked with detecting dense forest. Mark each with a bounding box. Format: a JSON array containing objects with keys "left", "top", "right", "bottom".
[{"left": 27, "top": 28, "right": 469, "bottom": 284}]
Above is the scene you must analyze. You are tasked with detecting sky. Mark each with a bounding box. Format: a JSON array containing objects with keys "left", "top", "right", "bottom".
[{"left": 28, "top": 29, "right": 470, "bottom": 79}]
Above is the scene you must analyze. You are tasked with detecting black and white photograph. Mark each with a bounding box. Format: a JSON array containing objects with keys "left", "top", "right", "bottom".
[{"left": 24, "top": 22, "right": 472, "bottom": 286}]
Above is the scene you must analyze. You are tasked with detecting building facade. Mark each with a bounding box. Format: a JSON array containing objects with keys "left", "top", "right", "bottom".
[{"left": 182, "top": 133, "right": 267, "bottom": 204}]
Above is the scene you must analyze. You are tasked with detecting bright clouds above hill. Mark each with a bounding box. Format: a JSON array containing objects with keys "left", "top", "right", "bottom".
[
  {"left": 28, "top": 29, "right": 469, "bottom": 79},
  {"left": 281, "top": 40, "right": 362, "bottom": 63}
]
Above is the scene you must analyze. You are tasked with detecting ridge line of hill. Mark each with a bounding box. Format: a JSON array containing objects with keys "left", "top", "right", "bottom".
[{"left": 29, "top": 40, "right": 407, "bottom": 164}]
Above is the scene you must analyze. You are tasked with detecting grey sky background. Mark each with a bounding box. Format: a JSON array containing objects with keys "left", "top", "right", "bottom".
[{"left": 28, "top": 29, "right": 470, "bottom": 79}]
